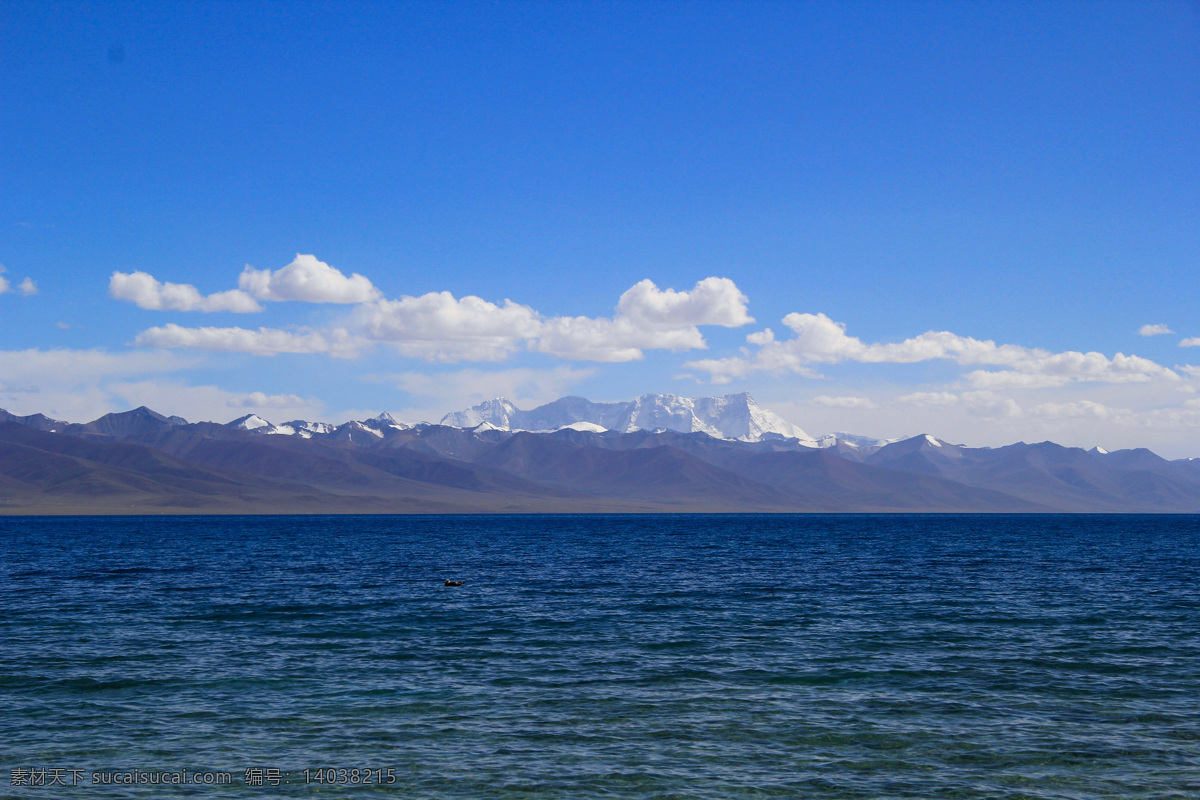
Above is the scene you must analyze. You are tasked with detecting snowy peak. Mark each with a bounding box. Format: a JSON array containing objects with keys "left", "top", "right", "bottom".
[
  {"left": 227, "top": 414, "right": 299, "bottom": 435},
  {"left": 229, "top": 414, "right": 274, "bottom": 431},
  {"left": 817, "top": 432, "right": 905, "bottom": 450},
  {"left": 332, "top": 420, "right": 384, "bottom": 442},
  {"left": 441, "top": 392, "right": 812, "bottom": 442},
  {"left": 889, "top": 433, "right": 964, "bottom": 455},
  {"left": 622, "top": 392, "right": 813, "bottom": 441},
  {"left": 440, "top": 398, "right": 518, "bottom": 429},
  {"left": 362, "top": 412, "right": 413, "bottom": 432},
  {"left": 905, "top": 433, "right": 960, "bottom": 450},
  {"left": 227, "top": 413, "right": 412, "bottom": 439},
  {"left": 558, "top": 421, "right": 608, "bottom": 433},
  {"left": 284, "top": 420, "right": 336, "bottom": 436},
  {"left": 707, "top": 393, "right": 812, "bottom": 442},
  {"left": 624, "top": 393, "right": 703, "bottom": 435}
]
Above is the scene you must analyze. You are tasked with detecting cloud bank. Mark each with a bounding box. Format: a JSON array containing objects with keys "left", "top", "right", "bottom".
[
  {"left": 686, "top": 311, "right": 1178, "bottom": 386},
  {"left": 532, "top": 277, "right": 752, "bottom": 362},
  {"left": 0, "top": 265, "right": 37, "bottom": 297},
  {"left": 239, "top": 254, "right": 381, "bottom": 304},
  {"left": 134, "top": 324, "right": 362, "bottom": 358},
  {"left": 110, "top": 271, "right": 262, "bottom": 312},
  {"left": 127, "top": 256, "right": 755, "bottom": 363},
  {"left": 353, "top": 292, "right": 543, "bottom": 362}
]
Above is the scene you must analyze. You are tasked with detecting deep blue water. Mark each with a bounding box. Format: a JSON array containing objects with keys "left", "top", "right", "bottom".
[{"left": 2, "top": 514, "right": 1199, "bottom": 798}]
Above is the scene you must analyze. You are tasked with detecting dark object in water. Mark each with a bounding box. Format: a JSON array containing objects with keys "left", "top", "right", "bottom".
[{"left": 444, "top": 580, "right": 464, "bottom": 587}]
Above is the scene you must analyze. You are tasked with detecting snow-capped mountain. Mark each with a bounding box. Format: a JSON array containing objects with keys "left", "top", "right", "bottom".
[
  {"left": 439, "top": 398, "right": 520, "bottom": 430},
  {"left": 228, "top": 414, "right": 278, "bottom": 432},
  {"left": 815, "top": 431, "right": 905, "bottom": 449},
  {"left": 440, "top": 393, "right": 814, "bottom": 442},
  {"left": 284, "top": 420, "right": 337, "bottom": 437},
  {"left": 217, "top": 394, "right": 907, "bottom": 448},
  {"left": 224, "top": 393, "right": 811, "bottom": 444},
  {"left": 226, "top": 414, "right": 406, "bottom": 438},
  {"left": 9, "top": 402, "right": 1200, "bottom": 513}
]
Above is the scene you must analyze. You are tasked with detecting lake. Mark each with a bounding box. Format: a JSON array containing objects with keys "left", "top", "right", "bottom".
[{"left": 2, "top": 514, "right": 1198, "bottom": 798}]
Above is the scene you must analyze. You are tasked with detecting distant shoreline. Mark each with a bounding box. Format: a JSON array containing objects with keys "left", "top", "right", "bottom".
[{"left": 2, "top": 507, "right": 1191, "bottom": 517}]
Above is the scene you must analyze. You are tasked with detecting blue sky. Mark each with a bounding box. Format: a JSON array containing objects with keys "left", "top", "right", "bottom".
[{"left": 2, "top": 1, "right": 1199, "bottom": 454}]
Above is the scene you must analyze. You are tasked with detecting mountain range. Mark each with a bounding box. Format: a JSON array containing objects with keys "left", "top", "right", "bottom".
[
  {"left": 2, "top": 394, "right": 1199, "bottom": 514},
  {"left": 439, "top": 393, "right": 814, "bottom": 441}
]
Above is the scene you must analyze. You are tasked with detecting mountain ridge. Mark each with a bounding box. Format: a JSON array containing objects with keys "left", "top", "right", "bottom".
[{"left": 2, "top": 397, "right": 1199, "bottom": 514}]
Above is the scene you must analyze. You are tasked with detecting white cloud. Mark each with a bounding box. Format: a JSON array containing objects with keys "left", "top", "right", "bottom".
[
  {"left": 1181, "top": 338, "right": 1200, "bottom": 348},
  {"left": 960, "top": 390, "right": 1023, "bottom": 419},
  {"left": 134, "top": 323, "right": 362, "bottom": 358},
  {"left": 1139, "top": 401, "right": 1200, "bottom": 428},
  {"left": 533, "top": 277, "right": 753, "bottom": 362},
  {"left": 226, "top": 391, "right": 312, "bottom": 409},
  {"left": 110, "top": 271, "right": 262, "bottom": 312},
  {"left": 0, "top": 347, "right": 325, "bottom": 425},
  {"left": 897, "top": 391, "right": 960, "bottom": 406},
  {"left": 686, "top": 311, "right": 1179, "bottom": 386},
  {"left": 765, "top": 376, "right": 1200, "bottom": 458},
  {"left": 532, "top": 315, "right": 706, "bottom": 362},
  {"left": 0, "top": 265, "right": 36, "bottom": 297},
  {"left": 384, "top": 365, "right": 598, "bottom": 421},
  {"left": 354, "top": 292, "right": 542, "bottom": 362},
  {"left": 0, "top": 348, "right": 192, "bottom": 386},
  {"left": 340, "top": 276, "right": 753, "bottom": 363},
  {"left": 615, "top": 277, "right": 753, "bottom": 328},
  {"left": 105, "top": 381, "right": 325, "bottom": 424},
  {"left": 812, "top": 395, "right": 876, "bottom": 409},
  {"left": 1139, "top": 323, "right": 1173, "bottom": 336},
  {"left": 1030, "top": 400, "right": 1116, "bottom": 419},
  {"left": 0, "top": 348, "right": 198, "bottom": 422},
  {"left": 119, "top": 262, "right": 755, "bottom": 364},
  {"left": 966, "top": 370, "right": 1070, "bottom": 389},
  {"left": 239, "top": 254, "right": 381, "bottom": 304}
]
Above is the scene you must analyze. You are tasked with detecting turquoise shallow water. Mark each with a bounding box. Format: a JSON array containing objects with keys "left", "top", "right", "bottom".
[{"left": 2, "top": 514, "right": 1199, "bottom": 798}]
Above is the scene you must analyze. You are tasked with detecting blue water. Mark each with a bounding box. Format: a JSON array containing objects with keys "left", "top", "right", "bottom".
[{"left": 2, "top": 514, "right": 1199, "bottom": 798}]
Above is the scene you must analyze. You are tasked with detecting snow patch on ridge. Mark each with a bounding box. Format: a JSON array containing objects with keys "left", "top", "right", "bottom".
[
  {"left": 558, "top": 421, "right": 607, "bottom": 433},
  {"left": 231, "top": 414, "right": 272, "bottom": 431}
]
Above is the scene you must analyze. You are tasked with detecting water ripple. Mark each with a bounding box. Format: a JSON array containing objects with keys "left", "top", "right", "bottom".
[{"left": 2, "top": 513, "right": 1198, "bottom": 798}]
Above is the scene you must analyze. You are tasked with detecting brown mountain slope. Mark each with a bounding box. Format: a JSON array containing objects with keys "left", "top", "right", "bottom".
[
  {"left": 720, "top": 449, "right": 1046, "bottom": 512},
  {"left": 0, "top": 424, "right": 571, "bottom": 513},
  {"left": 866, "top": 439, "right": 1200, "bottom": 512}
]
